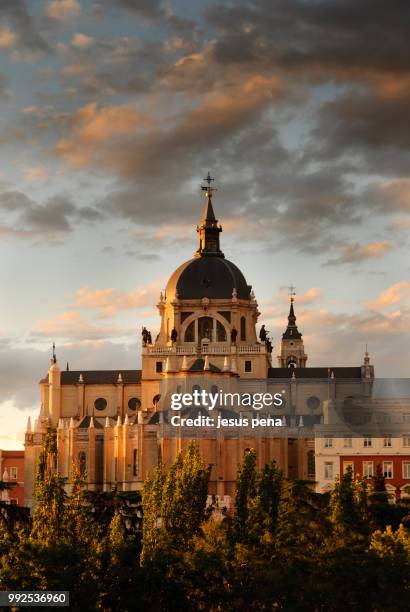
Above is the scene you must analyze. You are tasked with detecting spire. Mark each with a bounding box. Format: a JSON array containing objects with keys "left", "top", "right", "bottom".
[
  {"left": 52, "top": 342, "right": 56, "bottom": 364},
  {"left": 196, "top": 172, "right": 223, "bottom": 258},
  {"left": 282, "top": 286, "right": 302, "bottom": 340}
]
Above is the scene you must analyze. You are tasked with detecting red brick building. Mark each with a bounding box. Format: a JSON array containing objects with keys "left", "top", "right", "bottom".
[
  {"left": 0, "top": 450, "right": 25, "bottom": 506},
  {"left": 339, "top": 455, "right": 410, "bottom": 501}
]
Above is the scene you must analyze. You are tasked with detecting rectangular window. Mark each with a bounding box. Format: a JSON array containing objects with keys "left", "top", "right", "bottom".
[
  {"left": 244, "top": 360, "right": 252, "bottom": 372},
  {"left": 383, "top": 461, "right": 393, "bottom": 479},
  {"left": 382, "top": 413, "right": 391, "bottom": 424},
  {"left": 403, "top": 414, "right": 410, "bottom": 424},
  {"left": 324, "top": 462, "right": 334, "bottom": 480},
  {"left": 324, "top": 436, "right": 333, "bottom": 448},
  {"left": 156, "top": 361, "right": 163, "bottom": 373},
  {"left": 363, "top": 461, "right": 374, "bottom": 478},
  {"left": 10, "top": 467, "right": 17, "bottom": 480},
  {"left": 343, "top": 436, "right": 353, "bottom": 448},
  {"left": 383, "top": 435, "right": 392, "bottom": 447},
  {"left": 403, "top": 462, "right": 410, "bottom": 479},
  {"left": 363, "top": 436, "right": 372, "bottom": 448},
  {"left": 133, "top": 449, "right": 138, "bottom": 477},
  {"left": 403, "top": 435, "right": 410, "bottom": 447},
  {"left": 343, "top": 461, "right": 354, "bottom": 474}
]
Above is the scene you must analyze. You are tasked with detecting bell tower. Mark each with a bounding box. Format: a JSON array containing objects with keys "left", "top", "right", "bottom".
[{"left": 277, "top": 287, "right": 307, "bottom": 368}]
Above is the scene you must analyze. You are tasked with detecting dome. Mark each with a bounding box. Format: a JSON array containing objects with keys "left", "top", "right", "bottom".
[{"left": 166, "top": 256, "right": 251, "bottom": 300}]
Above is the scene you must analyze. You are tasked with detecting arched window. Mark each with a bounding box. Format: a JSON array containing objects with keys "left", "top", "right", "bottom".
[
  {"left": 198, "top": 317, "right": 213, "bottom": 341},
  {"left": 307, "top": 450, "right": 315, "bottom": 479},
  {"left": 78, "top": 451, "right": 87, "bottom": 476},
  {"left": 184, "top": 321, "right": 195, "bottom": 342},
  {"left": 240, "top": 316, "right": 246, "bottom": 341},
  {"left": 216, "top": 320, "right": 227, "bottom": 341},
  {"left": 287, "top": 357, "right": 297, "bottom": 368}
]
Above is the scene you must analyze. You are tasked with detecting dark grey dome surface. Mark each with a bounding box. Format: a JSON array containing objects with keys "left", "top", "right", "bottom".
[{"left": 166, "top": 256, "right": 251, "bottom": 300}]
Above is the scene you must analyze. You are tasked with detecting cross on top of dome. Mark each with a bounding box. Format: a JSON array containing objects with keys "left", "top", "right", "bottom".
[{"left": 201, "top": 171, "right": 217, "bottom": 198}]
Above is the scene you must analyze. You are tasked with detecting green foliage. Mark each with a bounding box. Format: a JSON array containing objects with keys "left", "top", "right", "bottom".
[
  {"left": 141, "top": 441, "right": 211, "bottom": 564},
  {"left": 1, "top": 441, "right": 410, "bottom": 610},
  {"left": 329, "top": 466, "right": 369, "bottom": 537}
]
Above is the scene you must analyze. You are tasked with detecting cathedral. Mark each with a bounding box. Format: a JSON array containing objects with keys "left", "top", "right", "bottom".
[{"left": 24, "top": 176, "right": 374, "bottom": 509}]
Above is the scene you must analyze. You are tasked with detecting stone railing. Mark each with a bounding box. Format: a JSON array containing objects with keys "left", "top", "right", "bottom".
[
  {"left": 144, "top": 343, "right": 264, "bottom": 356},
  {"left": 143, "top": 345, "right": 197, "bottom": 356},
  {"left": 237, "top": 344, "right": 263, "bottom": 353},
  {"left": 203, "top": 343, "right": 231, "bottom": 354}
]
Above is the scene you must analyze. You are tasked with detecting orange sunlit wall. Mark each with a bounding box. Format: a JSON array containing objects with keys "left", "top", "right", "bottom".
[
  {"left": 0, "top": 450, "right": 25, "bottom": 506},
  {"left": 340, "top": 455, "right": 410, "bottom": 501}
]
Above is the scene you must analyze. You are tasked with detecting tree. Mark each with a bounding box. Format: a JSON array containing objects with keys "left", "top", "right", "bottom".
[
  {"left": 329, "top": 466, "right": 367, "bottom": 535},
  {"left": 233, "top": 448, "right": 257, "bottom": 541},
  {"left": 31, "top": 428, "right": 68, "bottom": 544},
  {"left": 141, "top": 441, "right": 211, "bottom": 564}
]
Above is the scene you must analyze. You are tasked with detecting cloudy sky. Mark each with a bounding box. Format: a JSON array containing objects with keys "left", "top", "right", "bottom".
[{"left": 1, "top": 0, "right": 410, "bottom": 448}]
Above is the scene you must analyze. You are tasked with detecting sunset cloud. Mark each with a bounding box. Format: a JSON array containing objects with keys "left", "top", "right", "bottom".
[
  {"left": 0, "top": 28, "right": 17, "bottom": 48},
  {"left": 72, "top": 33, "right": 93, "bottom": 48},
  {"left": 366, "top": 281, "right": 410, "bottom": 311},
  {"left": 71, "top": 279, "right": 164, "bottom": 317},
  {"left": 23, "top": 166, "right": 48, "bottom": 181},
  {"left": 46, "top": 0, "right": 81, "bottom": 21},
  {"left": 325, "top": 241, "right": 392, "bottom": 266},
  {"left": 35, "top": 311, "right": 129, "bottom": 341}
]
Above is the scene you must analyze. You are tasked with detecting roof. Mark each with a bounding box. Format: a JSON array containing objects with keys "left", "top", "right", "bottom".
[
  {"left": 267, "top": 367, "right": 363, "bottom": 379},
  {"left": 166, "top": 256, "right": 251, "bottom": 300},
  {"left": 40, "top": 370, "right": 142, "bottom": 385},
  {"left": 282, "top": 302, "right": 302, "bottom": 340},
  {"left": 78, "top": 416, "right": 104, "bottom": 429},
  {"left": 188, "top": 358, "right": 221, "bottom": 373}
]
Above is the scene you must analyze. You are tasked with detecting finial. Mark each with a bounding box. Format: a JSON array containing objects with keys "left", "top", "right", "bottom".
[
  {"left": 26, "top": 416, "right": 32, "bottom": 433},
  {"left": 52, "top": 342, "right": 56, "bottom": 363},
  {"left": 66, "top": 362, "right": 69, "bottom": 371},
  {"left": 288, "top": 285, "right": 296, "bottom": 303},
  {"left": 201, "top": 171, "right": 217, "bottom": 198}
]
